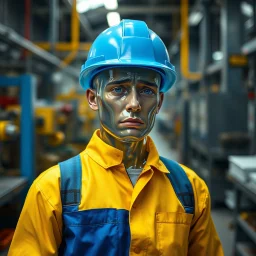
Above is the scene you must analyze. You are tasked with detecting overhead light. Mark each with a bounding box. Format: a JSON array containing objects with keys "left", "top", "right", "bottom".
[
  {"left": 104, "top": 0, "right": 118, "bottom": 10},
  {"left": 75, "top": 0, "right": 118, "bottom": 13},
  {"left": 107, "top": 12, "right": 121, "bottom": 27},
  {"left": 212, "top": 51, "right": 223, "bottom": 61},
  {"left": 76, "top": 0, "right": 104, "bottom": 13},
  {"left": 245, "top": 19, "right": 254, "bottom": 29},
  {"left": 189, "top": 11, "right": 203, "bottom": 26},
  {"left": 241, "top": 2, "right": 253, "bottom": 17},
  {"left": 52, "top": 72, "right": 63, "bottom": 84}
]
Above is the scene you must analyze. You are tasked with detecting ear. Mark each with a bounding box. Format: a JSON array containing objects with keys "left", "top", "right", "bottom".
[
  {"left": 86, "top": 89, "right": 98, "bottom": 111},
  {"left": 156, "top": 92, "right": 164, "bottom": 114}
]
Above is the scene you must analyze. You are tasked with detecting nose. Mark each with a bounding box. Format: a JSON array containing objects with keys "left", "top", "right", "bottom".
[{"left": 126, "top": 89, "right": 141, "bottom": 113}]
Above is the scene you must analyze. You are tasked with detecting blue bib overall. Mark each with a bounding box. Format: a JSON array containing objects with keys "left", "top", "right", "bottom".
[{"left": 58, "top": 155, "right": 194, "bottom": 255}]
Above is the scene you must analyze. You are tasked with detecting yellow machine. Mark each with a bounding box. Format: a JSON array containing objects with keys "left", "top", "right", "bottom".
[
  {"left": 0, "top": 121, "right": 19, "bottom": 141},
  {"left": 56, "top": 89, "right": 98, "bottom": 151}
]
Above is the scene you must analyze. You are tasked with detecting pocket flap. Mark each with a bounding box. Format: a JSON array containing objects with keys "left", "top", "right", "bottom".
[{"left": 156, "top": 212, "right": 193, "bottom": 225}]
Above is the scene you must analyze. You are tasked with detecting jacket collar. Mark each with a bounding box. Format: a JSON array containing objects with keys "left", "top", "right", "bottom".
[{"left": 84, "top": 129, "right": 169, "bottom": 173}]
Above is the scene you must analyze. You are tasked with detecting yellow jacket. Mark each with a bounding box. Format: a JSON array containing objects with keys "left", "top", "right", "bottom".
[{"left": 9, "top": 130, "right": 224, "bottom": 255}]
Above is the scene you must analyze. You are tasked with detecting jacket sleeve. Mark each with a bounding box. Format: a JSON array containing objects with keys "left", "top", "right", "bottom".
[
  {"left": 188, "top": 188, "right": 224, "bottom": 256},
  {"left": 8, "top": 181, "right": 62, "bottom": 256}
]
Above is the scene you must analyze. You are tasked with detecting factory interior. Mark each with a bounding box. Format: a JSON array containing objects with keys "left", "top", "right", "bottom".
[{"left": 0, "top": 0, "right": 256, "bottom": 255}]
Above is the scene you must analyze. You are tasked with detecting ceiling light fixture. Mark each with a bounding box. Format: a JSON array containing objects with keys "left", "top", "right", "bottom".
[
  {"left": 76, "top": 0, "right": 104, "bottom": 13},
  {"left": 241, "top": 2, "right": 253, "bottom": 17},
  {"left": 212, "top": 51, "right": 223, "bottom": 61},
  {"left": 189, "top": 11, "right": 203, "bottom": 26},
  {"left": 104, "top": 0, "right": 118, "bottom": 10},
  {"left": 107, "top": 12, "right": 121, "bottom": 27}
]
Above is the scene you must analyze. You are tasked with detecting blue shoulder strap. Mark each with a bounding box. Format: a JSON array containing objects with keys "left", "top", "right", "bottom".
[
  {"left": 59, "top": 154, "right": 82, "bottom": 208},
  {"left": 58, "top": 154, "right": 194, "bottom": 214},
  {"left": 160, "top": 156, "right": 194, "bottom": 215}
]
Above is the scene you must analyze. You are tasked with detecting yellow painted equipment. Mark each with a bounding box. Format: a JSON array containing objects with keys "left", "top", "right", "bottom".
[
  {"left": 56, "top": 90, "right": 97, "bottom": 138},
  {"left": 0, "top": 121, "right": 19, "bottom": 141},
  {"left": 57, "top": 114, "right": 68, "bottom": 125},
  {"left": 5, "top": 105, "right": 21, "bottom": 125},
  {"left": 47, "top": 131, "right": 65, "bottom": 147},
  {"left": 229, "top": 55, "right": 248, "bottom": 67},
  {"left": 34, "top": 0, "right": 92, "bottom": 68},
  {"left": 35, "top": 107, "right": 57, "bottom": 135}
]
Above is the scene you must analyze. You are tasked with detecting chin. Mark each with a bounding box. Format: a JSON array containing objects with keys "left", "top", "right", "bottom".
[{"left": 117, "top": 130, "right": 148, "bottom": 142}]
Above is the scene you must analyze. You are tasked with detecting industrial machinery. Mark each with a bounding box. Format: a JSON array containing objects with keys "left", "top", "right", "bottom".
[
  {"left": 0, "top": 75, "right": 35, "bottom": 251},
  {"left": 188, "top": 91, "right": 249, "bottom": 206},
  {"left": 34, "top": 104, "right": 68, "bottom": 173},
  {"left": 56, "top": 89, "right": 98, "bottom": 152}
]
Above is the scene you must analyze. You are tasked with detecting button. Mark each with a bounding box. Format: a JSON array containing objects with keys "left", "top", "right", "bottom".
[{"left": 134, "top": 247, "right": 141, "bottom": 254}]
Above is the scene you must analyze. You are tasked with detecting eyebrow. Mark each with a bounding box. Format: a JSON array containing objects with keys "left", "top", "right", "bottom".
[
  {"left": 137, "top": 79, "right": 158, "bottom": 88},
  {"left": 106, "top": 78, "right": 131, "bottom": 86},
  {"left": 105, "top": 78, "right": 158, "bottom": 88}
]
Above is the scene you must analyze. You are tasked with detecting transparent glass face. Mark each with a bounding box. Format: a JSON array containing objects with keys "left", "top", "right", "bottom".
[{"left": 93, "top": 67, "right": 162, "bottom": 142}]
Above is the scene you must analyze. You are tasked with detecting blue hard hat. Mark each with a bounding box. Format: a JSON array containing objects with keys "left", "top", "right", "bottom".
[{"left": 79, "top": 19, "right": 176, "bottom": 92}]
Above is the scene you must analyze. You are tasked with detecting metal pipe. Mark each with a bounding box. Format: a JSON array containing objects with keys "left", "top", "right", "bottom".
[
  {"left": 180, "top": 0, "right": 202, "bottom": 80},
  {"left": 50, "top": 0, "right": 58, "bottom": 54},
  {"left": 34, "top": 42, "right": 91, "bottom": 51},
  {"left": 0, "top": 23, "right": 79, "bottom": 77},
  {"left": 23, "top": 0, "right": 31, "bottom": 61},
  {"left": 35, "top": 5, "right": 181, "bottom": 15},
  {"left": 61, "top": 0, "right": 79, "bottom": 68},
  {"left": 63, "top": 0, "right": 94, "bottom": 40}
]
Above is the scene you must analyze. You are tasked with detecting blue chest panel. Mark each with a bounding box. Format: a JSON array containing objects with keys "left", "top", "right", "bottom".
[{"left": 59, "top": 208, "right": 130, "bottom": 256}]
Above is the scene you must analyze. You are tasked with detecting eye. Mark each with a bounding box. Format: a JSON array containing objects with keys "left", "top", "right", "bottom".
[
  {"left": 140, "top": 88, "right": 155, "bottom": 95},
  {"left": 112, "top": 86, "right": 123, "bottom": 94}
]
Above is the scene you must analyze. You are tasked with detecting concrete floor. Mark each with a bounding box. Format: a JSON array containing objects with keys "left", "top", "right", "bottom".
[{"left": 150, "top": 125, "right": 235, "bottom": 256}]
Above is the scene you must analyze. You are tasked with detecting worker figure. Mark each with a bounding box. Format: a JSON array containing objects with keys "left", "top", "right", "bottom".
[{"left": 9, "top": 20, "right": 224, "bottom": 255}]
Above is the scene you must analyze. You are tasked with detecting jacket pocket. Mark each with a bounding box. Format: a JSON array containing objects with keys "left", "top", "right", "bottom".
[{"left": 156, "top": 212, "right": 193, "bottom": 256}]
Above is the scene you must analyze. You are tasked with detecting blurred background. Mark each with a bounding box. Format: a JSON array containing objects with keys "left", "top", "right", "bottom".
[{"left": 0, "top": 0, "right": 256, "bottom": 255}]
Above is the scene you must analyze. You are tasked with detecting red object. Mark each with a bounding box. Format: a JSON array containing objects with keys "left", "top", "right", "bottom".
[
  {"left": 0, "top": 97, "right": 19, "bottom": 108},
  {"left": 0, "top": 228, "right": 15, "bottom": 250},
  {"left": 22, "top": 0, "right": 31, "bottom": 59},
  {"left": 248, "top": 91, "right": 255, "bottom": 100},
  {"left": 25, "top": 0, "right": 31, "bottom": 40},
  {"left": 61, "top": 104, "right": 74, "bottom": 114}
]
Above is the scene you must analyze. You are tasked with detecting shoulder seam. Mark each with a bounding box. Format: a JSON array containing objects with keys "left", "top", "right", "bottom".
[
  {"left": 35, "top": 183, "right": 58, "bottom": 211},
  {"left": 35, "top": 165, "right": 59, "bottom": 184},
  {"left": 201, "top": 188, "right": 209, "bottom": 213}
]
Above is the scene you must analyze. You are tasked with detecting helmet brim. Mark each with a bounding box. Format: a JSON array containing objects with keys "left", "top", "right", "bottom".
[{"left": 79, "top": 60, "right": 177, "bottom": 93}]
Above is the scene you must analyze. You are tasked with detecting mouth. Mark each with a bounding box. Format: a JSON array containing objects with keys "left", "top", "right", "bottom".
[{"left": 120, "top": 118, "right": 144, "bottom": 127}]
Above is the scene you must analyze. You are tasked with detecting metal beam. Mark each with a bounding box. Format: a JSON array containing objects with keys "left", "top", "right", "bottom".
[
  {"left": 221, "top": 0, "right": 243, "bottom": 93},
  {"left": 34, "top": 5, "right": 180, "bottom": 15},
  {"left": 49, "top": 0, "right": 59, "bottom": 53},
  {"left": 0, "top": 23, "right": 79, "bottom": 78}
]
